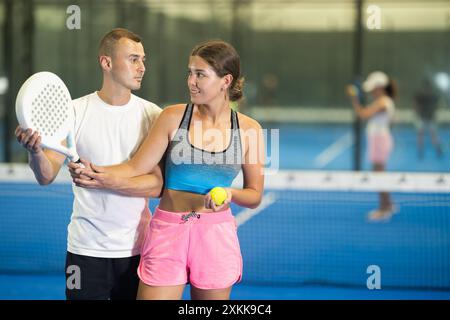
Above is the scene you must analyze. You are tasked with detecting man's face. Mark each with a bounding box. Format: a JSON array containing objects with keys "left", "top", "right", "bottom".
[{"left": 109, "top": 37, "right": 146, "bottom": 91}]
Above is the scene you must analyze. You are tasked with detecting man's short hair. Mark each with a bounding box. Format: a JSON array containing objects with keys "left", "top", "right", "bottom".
[{"left": 98, "top": 28, "right": 142, "bottom": 57}]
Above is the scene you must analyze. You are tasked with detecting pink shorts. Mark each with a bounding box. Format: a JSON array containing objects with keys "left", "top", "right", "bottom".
[
  {"left": 368, "top": 133, "right": 393, "bottom": 165},
  {"left": 137, "top": 207, "right": 243, "bottom": 290}
]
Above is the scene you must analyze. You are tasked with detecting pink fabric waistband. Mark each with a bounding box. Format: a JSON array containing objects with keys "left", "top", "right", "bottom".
[{"left": 153, "top": 206, "right": 234, "bottom": 224}]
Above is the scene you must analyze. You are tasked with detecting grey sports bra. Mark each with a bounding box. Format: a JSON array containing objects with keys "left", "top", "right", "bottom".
[{"left": 164, "top": 104, "right": 243, "bottom": 195}]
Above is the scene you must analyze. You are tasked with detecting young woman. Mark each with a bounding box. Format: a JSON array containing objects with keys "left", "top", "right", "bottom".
[
  {"left": 347, "top": 71, "right": 397, "bottom": 221},
  {"left": 71, "top": 40, "right": 265, "bottom": 299}
]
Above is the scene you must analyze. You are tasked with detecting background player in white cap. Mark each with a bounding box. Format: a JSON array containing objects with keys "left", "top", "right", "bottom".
[{"left": 347, "top": 71, "right": 397, "bottom": 221}]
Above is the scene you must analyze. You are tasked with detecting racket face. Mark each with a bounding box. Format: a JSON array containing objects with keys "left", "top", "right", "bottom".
[{"left": 15, "top": 72, "right": 73, "bottom": 143}]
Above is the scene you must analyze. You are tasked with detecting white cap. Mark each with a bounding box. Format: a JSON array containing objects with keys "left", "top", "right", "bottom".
[{"left": 362, "top": 71, "right": 389, "bottom": 92}]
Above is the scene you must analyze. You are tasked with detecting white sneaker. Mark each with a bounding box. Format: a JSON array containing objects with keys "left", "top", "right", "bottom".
[{"left": 367, "top": 209, "right": 393, "bottom": 222}]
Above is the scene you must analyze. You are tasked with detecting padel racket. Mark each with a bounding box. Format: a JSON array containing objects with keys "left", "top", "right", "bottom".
[
  {"left": 352, "top": 79, "right": 365, "bottom": 104},
  {"left": 15, "top": 71, "right": 80, "bottom": 162}
]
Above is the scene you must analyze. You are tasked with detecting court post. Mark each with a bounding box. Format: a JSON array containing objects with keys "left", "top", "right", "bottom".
[
  {"left": 352, "top": 0, "right": 364, "bottom": 171},
  {"left": 2, "top": 0, "right": 34, "bottom": 162},
  {"left": 2, "top": 0, "right": 13, "bottom": 162}
]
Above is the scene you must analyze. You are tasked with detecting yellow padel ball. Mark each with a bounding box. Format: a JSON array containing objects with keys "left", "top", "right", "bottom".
[{"left": 210, "top": 187, "right": 227, "bottom": 206}]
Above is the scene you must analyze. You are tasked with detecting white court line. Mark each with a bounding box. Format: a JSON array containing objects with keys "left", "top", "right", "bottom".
[
  {"left": 235, "top": 192, "right": 277, "bottom": 226},
  {"left": 314, "top": 131, "right": 354, "bottom": 168}
]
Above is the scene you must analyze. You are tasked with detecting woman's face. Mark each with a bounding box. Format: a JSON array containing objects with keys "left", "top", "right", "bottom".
[
  {"left": 370, "top": 87, "right": 385, "bottom": 98},
  {"left": 187, "top": 55, "right": 227, "bottom": 105}
]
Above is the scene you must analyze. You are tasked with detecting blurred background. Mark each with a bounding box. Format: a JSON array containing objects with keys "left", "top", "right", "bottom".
[{"left": 0, "top": 0, "right": 449, "bottom": 300}]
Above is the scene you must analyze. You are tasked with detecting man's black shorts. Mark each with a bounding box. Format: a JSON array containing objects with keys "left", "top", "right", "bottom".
[{"left": 65, "top": 251, "right": 140, "bottom": 300}]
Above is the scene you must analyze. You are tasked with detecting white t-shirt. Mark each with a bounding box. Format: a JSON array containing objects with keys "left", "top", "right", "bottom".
[
  {"left": 366, "top": 96, "right": 395, "bottom": 135},
  {"left": 67, "top": 92, "right": 161, "bottom": 258}
]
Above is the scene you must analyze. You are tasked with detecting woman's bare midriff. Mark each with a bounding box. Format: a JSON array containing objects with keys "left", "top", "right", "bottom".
[{"left": 158, "top": 188, "right": 229, "bottom": 213}]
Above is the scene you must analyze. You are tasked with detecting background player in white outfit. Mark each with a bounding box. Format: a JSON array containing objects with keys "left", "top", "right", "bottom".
[
  {"left": 15, "top": 28, "right": 163, "bottom": 300},
  {"left": 347, "top": 71, "right": 397, "bottom": 222}
]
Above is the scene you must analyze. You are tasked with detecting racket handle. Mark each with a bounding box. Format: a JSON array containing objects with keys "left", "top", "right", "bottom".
[{"left": 40, "top": 142, "right": 80, "bottom": 163}]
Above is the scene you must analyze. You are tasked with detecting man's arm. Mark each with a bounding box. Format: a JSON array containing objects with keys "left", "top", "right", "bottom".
[{"left": 15, "top": 126, "right": 66, "bottom": 185}]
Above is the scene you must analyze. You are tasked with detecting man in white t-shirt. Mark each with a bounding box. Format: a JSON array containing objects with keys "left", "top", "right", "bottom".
[{"left": 15, "top": 28, "right": 163, "bottom": 300}]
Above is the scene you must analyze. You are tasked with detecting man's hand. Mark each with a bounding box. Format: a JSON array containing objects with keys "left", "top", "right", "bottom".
[{"left": 15, "top": 126, "right": 43, "bottom": 154}]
